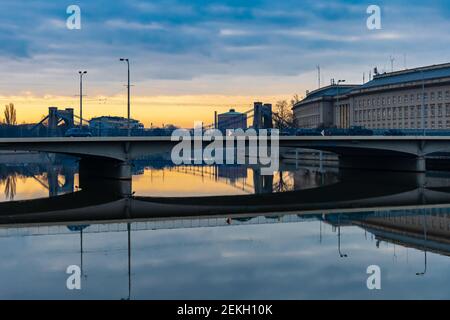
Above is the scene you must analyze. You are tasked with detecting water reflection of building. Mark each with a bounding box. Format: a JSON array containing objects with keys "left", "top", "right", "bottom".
[
  {"left": 323, "top": 210, "right": 450, "bottom": 258},
  {"left": 352, "top": 212, "right": 450, "bottom": 257},
  {"left": 217, "top": 165, "right": 247, "bottom": 182},
  {"left": 293, "top": 169, "right": 340, "bottom": 190},
  {"left": 0, "top": 154, "right": 77, "bottom": 199}
]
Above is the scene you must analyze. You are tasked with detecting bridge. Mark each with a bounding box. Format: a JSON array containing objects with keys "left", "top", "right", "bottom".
[{"left": 2, "top": 135, "right": 450, "bottom": 178}]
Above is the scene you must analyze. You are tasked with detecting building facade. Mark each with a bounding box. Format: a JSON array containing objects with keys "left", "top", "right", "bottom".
[
  {"left": 293, "top": 63, "right": 450, "bottom": 130},
  {"left": 89, "top": 116, "right": 144, "bottom": 135},
  {"left": 217, "top": 109, "right": 247, "bottom": 133},
  {"left": 293, "top": 85, "right": 358, "bottom": 128}
]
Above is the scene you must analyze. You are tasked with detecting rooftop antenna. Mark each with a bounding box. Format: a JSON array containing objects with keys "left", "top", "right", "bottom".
[
  {"left": 369, "top": 70, "right": 372, "bottom": 81},
  {"left": 316, "top": 65, "right": 321, "bottom": 89},
  {"left": 390, "top": 56, "right": 395, "bottom": 72},
  {"left": 363, "top": 72, "right": 365, "bottom": 83}
]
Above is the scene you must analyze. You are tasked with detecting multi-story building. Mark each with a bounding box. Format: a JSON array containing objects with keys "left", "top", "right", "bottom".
[
  {"left": 293, "top": 63, "right": 450, "bottom": 130},
  {"left": 217, "top": 109, "right": 247, "bottom": 133},
  {"left": 89, "top": 116, "right": 144, "bottom": 135},
  {"left": 293, "top": 85, "right": 358, "bottom": 128}
]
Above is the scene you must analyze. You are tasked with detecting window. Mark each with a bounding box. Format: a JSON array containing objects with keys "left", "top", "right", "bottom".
[
  {"left": 431, "top": 92, "right": 435, "bottom": 101},
  {"left": 438, "top": 91, "right": 443, "bottom": 100}
]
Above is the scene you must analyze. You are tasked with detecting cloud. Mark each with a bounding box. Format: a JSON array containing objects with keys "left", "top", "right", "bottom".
[
  {"left": 0, "top": 0, "right": 448, "bottom": 99},
  {"left": 104, "top": 19, "right": 165, "bottom": 31}
]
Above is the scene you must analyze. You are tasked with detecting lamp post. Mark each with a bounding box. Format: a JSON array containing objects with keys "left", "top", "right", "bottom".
[
  {"left": 416, "top": 212, "right": 428, "bottom": 276},
  {"left": 337, "top": 215, "right": 348, "bottom": 258},
  {"left": 78, "top": 71, "right": 87, "bottom": 129},
  {"left": 120, "top": 58, "right": 131, "bottom": 136},
  {"left": 336, "top": 79, "right": 346, "bottom": 128}
]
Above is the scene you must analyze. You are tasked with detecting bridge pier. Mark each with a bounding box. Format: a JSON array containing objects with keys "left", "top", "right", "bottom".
[
  {"left": 79, "top": 158, "right": 132, "bottom": 180},
  {"left": 339, "top": 155, "right": 426, "bottom": 173}
]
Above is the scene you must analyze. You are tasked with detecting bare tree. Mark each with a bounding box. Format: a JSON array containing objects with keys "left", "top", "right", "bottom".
[
  {"left": 290, "top": 94, "right": 301, "bottom": 107},
  {"left": 4, "top": 175, "right": 17, "bottom": 201},
  {"left": 3, "top": 103, "right": 17, "bottom": 125},
  {"left": 273, "top": 97, "right": 296, "bottom": 129}
]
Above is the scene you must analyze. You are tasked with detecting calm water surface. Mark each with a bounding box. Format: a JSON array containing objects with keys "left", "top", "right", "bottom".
[{"left": 0, "top": 153, "right": 449, "bottom": 299}]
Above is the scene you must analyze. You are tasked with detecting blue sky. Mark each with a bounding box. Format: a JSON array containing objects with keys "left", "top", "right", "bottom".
[{"left": 1, "top": 0, "right": 450, "bottom": 97}]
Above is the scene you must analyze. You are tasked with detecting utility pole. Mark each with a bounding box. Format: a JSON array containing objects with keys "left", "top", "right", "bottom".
[
  {"left": 78, "top": 71, "right": 87, "bottom": 129},
  {"left": 390, "top": 56, "right": 395, "bottom": 72},
  {"left": 317, "top": 65, "right": 321, "bottom": 89},
  {"left": 120, "top": 58, "right": 131, "bottom": 136}
]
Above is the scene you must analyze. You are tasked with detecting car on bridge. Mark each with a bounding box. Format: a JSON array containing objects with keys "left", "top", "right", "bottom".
[{"left": 64, "top": 128, "right": 93, "bottom": 137}]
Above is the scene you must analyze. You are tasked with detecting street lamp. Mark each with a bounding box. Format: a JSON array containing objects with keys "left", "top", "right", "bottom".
[
  {"left": 416, "top": 212, "right": 428, "bottom": 276},
  {"left": 78, "top": 71, "right": 87, "bottom": 129},
  {"left": 336, "top": 79, "right": 346, "bottom": 128},
  {"left": 337, "top": 215, "right": 348, "bottom": 258},
  {"left": 120, "top": 58, "right": 131, "bottom": 136}
]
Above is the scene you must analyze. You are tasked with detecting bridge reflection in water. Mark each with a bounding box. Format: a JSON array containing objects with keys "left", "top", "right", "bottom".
[
  {"left": 1, "top": 169, "right": 449, "bottom": 254},
  {"left": 1, "top": 165, "right": 450, "bottom": 299}
]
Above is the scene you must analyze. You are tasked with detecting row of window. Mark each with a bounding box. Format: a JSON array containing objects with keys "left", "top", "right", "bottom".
[
  {"left": 362, "top": 120, "right": 450, "bottom": 129},
  {"left": 356, "top": 90, "right": 450, "bottom": 108},
  {"left": 354, "top": 104, "right": 450, "bottom": 122},
  {"left": 298, "top": 115, "right": 320, "bottom": 128}
]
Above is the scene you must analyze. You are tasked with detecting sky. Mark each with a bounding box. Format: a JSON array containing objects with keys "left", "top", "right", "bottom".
[{"left": 1, "top": 0, "right": 450, "bottom": 127}]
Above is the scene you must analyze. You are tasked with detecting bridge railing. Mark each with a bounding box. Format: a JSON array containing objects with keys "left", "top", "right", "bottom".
[{"left": 6, "top": 122, "right": 450, "bottom": 138}]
